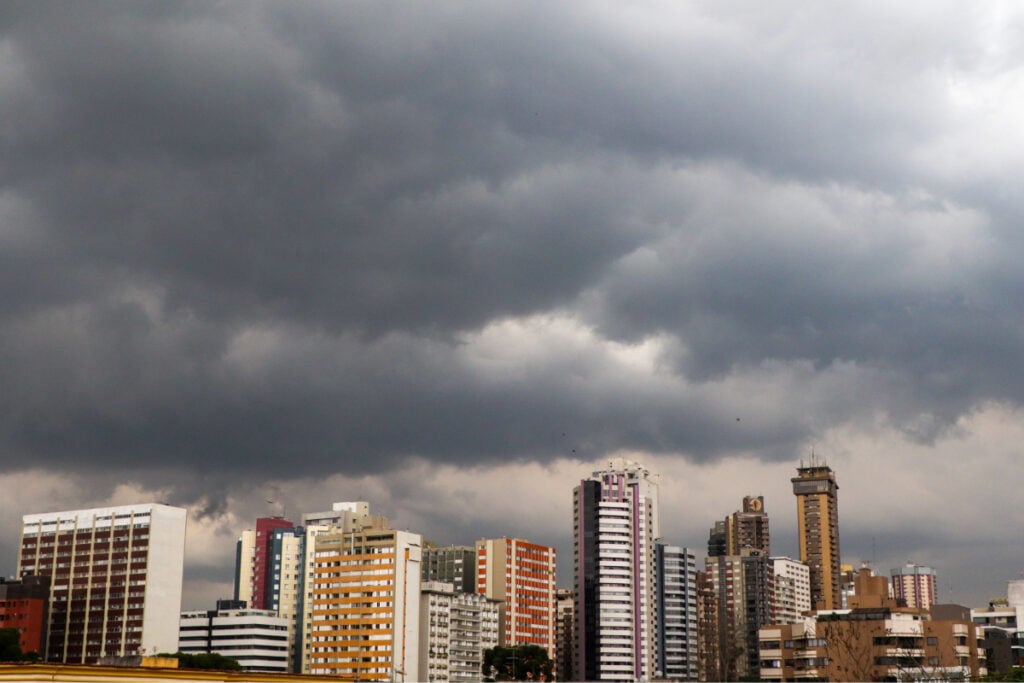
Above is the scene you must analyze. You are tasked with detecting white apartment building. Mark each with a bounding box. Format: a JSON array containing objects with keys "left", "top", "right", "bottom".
[
  {"left": 772, "top": 556, "right": 811, "bottom": 624},
  {"left": 573, "top": 459, "right": 660, "bottom": 682},
  {"left": 179, "top": 602, "right": 289, "bottom": 672},
  {"left": 420, "top": 581, "right": 500, "bottom": 682},
  {"left": 18, "top": 503, "right": 187, "bottom": 663}
]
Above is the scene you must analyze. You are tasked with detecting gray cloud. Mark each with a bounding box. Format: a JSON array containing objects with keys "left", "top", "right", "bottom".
[{"left": 2, "top": 1, "right": 1024, "bottom": 604}]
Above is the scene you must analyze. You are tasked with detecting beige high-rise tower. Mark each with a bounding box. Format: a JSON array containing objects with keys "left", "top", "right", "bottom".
[{"left": 791, "top": 457, "right": 841, "bottom": 610}]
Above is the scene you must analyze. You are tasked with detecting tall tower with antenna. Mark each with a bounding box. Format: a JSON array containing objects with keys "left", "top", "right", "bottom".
[{"left": 791, "top": 452, "right": 842, "bottom": 610}]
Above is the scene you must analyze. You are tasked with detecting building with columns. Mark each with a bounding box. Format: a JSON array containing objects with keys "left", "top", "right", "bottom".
[{"left": 18, "top": 503, "right": 187, "bottom": 663}]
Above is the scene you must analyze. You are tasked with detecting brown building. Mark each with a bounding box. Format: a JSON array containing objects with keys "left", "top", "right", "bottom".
[
  {"left": 792, "top": 458, "right": 842, "bottom": 610},
  {"left": 705, "top": 495, "right": 773, "bottom": 680},
  {"left": 309, "top": 517, "right": 423, "bottom": 681},
  {"left": 759, "top": 568, "right": 987, "bottom": 681},
  {"left": 707, "top": 496, "right": 770, "bottom": 559},
  {"left": 706, "top": 549, "right": 774, "bottom": 681},
  {"left": 696, "top": 570, "right": 720, "bottom": 682},
  {"left": 728, "top": 496, "right": 771, "bottom": 556}
]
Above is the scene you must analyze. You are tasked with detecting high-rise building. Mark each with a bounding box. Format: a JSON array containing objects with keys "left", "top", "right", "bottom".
[
  {"left": 706, "top": 549, "right": 773, "bottom": 681},
  {"left": 292, "top": 501, "right": 373, "bottom": 673},
  {"left": 705, "top": 496, "right": 774, "bottom": 680},
  {"left": 708, "top": 496, "right": 770, "bottom": 559},
  {"left": 771, "top": 557, "right": 811, "bottom": 624},
  {"left": 309, "top": 513, "right": 422, "bottom": 681},
  {"left": 422, "top": 545, "right": 477, "bottom": 594},
  {"left": 707, "top": 521, "right": 727, "bottom": 558},
  {"left": 476, "top": 537, "right": 557, "bottom": 658},
  {"left": 234, "top": 518, "right": 312, "bottom": 672},
  {"left": 554, "top": 588, "right": 575, "bottom": 682},
  {"left": 696, "top": 571, "right": 719, "bottom": 683},
  {"left": 18, "top": 503, "right": 187, "bottom": 663},
  {"left": 654, "top": 543, "right": 699, "bottom": 681},
  {"left": 179, "top": 599, "right": 290, "bottom": 672},
  {"left": 792, "top": 457, "right": 842, "bottom": 610},
  {"left": 234, "top": 517, "right": 296, "bottom": 611},
  {"left": 573, "top": 458, "right": 660, "bottom": 681},
  {"left": 892, "top": 562, "right": 938, "bottom": 609},
  {"left": 732, "top": 496, "right": 770, "bottom": 553},
  {"left": 420, "top": 581, "right": 500, "bottom": 682}
]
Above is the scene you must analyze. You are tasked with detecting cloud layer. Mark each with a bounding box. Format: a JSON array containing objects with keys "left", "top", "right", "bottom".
[{"left": 2, "top": 1, "right": 1023, "bottom": 607}]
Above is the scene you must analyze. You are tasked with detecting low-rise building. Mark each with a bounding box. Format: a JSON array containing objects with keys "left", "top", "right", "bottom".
[
  {"left": 179, "top": 600, "right": 290, "bottom": 672},
  {"left": 760, "top": 568, "right": 986, "bottom": 681},
  {"left": 0, "top": 574, "right": 50, "bottom": 655},
  {"left": 972, "top": 577, "right": 1024, "bottom": 673}
]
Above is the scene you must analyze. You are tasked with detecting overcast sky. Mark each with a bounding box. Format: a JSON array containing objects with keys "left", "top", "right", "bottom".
[{"left": 2, "top": 1, "right": 1024, "bottom": 610}]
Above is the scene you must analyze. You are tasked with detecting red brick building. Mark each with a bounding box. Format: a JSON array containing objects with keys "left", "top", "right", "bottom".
[{"left": 0, "top": 574, "right": 50, "bottom": 655}]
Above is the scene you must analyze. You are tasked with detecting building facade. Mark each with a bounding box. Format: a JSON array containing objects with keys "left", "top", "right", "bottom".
[
  {"left": 235, "top": 517, "right": 296, "bottom": 611},
  {"left": 419, "top": 581, "right": 500, "bottom": 682},
  {"left": 0, "top": 575, "right": 50, "bottom": 655},
  {"left": 727, "top": 496, "right": 771, "bottom": 555},
  {"left": 705, "top": 496, "right": 774, "bottom": 681},
  {"left": 696, "top": 570, "right": 719, "bottom": 682},
  {"left": 762, "top": 567, "right": 986, "bottom": 681},
  {"left": 654, "top": 543, "right": 699, "bottom": 681},
  {"left": 294, "top": 501, "right": 372, "bottom": 673},
  {"left": 573, "top": 459, "right": 659, "bottom": 681},
  {"left": 972, "top": 577, "right": 1024, "bottom": 672},
  {"left": 308, "top": 514, "right": 422, "bottom": 681},
  {"left": 476, "top": 537, "right": 556, "bottom": 659},
  {"left": 706, "top": 549, "right": 773, "bottom": 681},
  {"left": 554, "top": 588, "right": 574, "bottom": 682},
  {"left": 772, "top": 557, "right": 811, "bottom": 625},
  {"left": 792, "top": 458, "right": 842, "bottom": 610},
  {"left": 422, "top": 545, "right": 477, "bottom": 594},
  {"left": 892, "top": 562, "right": 938, "bottom": 609},
  {"left": 18, "top": 503, "right": 187, "bottom": 663},
  {"left": 179, "top": 600, "right": 290, "bottom": 672}
]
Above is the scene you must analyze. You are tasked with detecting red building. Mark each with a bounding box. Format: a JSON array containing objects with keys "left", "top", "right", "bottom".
[
  {"left": 476, "top": 538, "right": 557, "bottom": 661},
  {"left": 0, "top": 575, "right": 49, "bottom": 655},
  {"left": 234, "top": 516, "right": 296, "bottom": 610},
  {"left": 251, "top": 517, "right": 295, "bottom": 610}
]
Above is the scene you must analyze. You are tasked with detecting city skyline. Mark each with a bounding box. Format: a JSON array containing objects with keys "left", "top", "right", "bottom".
[{"left": 1, "top": 1, "right": 1024, "bottom": 621}]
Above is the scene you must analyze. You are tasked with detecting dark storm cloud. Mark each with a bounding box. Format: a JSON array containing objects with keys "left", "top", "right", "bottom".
[{"left": 0, "top": 1, "right": 1022, "bottom": 492}]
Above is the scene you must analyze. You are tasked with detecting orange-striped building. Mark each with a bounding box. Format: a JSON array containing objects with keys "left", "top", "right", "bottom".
[
  {"left": 475, "top": 538, "right": 557, "bottom": 662},
  {"left": 309, "top": 516, "right": 422, "bottom": 681}
]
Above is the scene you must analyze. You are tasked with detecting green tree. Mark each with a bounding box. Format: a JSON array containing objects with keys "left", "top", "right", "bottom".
[
  {"left": 483, "top": 645, "right": 554, "bottom": 681},
  {"left": 157, "top": 651, "right": 243, "bottom": 671},
  {"left": 0, "top": 628, "right": 24, "bottom": 662}
]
